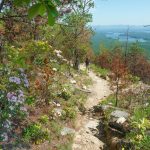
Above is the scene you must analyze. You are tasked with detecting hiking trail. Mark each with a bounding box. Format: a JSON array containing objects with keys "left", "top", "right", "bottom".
[{"left": 72, "top": 67, "right": 112, "bottom": 150}]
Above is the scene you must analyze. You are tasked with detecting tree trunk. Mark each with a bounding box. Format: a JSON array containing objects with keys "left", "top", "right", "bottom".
[
  {"left": 0, "top": 39, "right": 6, "bottom": 64},
  {"left": 34, "top": 25, "right": 39, "bottom": 40},
  {"left": 115, "top": 78, "right": 119, "bottom": 107},
  {"left": 74, "top": 49, "right": 80, "bottom": 70}
]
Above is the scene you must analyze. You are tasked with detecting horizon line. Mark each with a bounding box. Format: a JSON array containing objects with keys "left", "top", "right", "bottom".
[{"left": 90, "top": 24, "right": 150, "bottom": 26}]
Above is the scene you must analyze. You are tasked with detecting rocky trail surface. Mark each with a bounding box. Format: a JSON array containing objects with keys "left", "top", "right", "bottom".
[{"left": 72, "top": 69, "right": 112, "bottom": 150}]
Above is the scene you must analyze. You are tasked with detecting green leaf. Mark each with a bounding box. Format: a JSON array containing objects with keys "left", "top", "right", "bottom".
[
  {"left": 14, "top": 0, "right": 23, "bottom": 6},
  {"left": 48, "top": 13, "right": 55, "bottom": 26},
  {"left": 54, "top": 0, "right": 61, "bottom": 5},
  {"left": 46, "top": 5, "right": 58, "bottom": 25},
  {"left": 47, "top": 5, "right": 58, "bottom": 18},
  {"left": 38, "top": 4, "right": 46, "bottom": 16},
  {"left": 28, "top": 3, "right": 42, "bottom": 19},
  {"left": 14, "top": 0, "right": 30, "bottom": 6},
  {"left": 24, "top": 0, "right": 31, "bottom": 5}
]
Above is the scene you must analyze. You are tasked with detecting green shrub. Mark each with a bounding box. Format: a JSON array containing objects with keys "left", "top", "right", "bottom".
[
  {"left": 39, "top": 115, "right": 49, "bottom": 124},
  {"left": 101, "top": 94, "right": 116, "bottom": 106},
  {"left": 23, "top": 123, "right": 50, "bottom": 144},
  {"left": 131, "top": 106, "right": 150, "bottom": 122},
  {"left": 50, "top": 121, "right": 62, "bottom": 136},
  {"left": 127, "top": 107, "right": 150, "bottom": 150},
  {"left": 128, "top": 75, "right": 140, "bottom": 84},
  {"left": 0, "top": 67, "right": 29, "bottom": 142},
  {"left": 25, "top": 96, "right": 36, "bottom": 106},
  {"left": 61, "top": 107, "right": 77, "bottom": 120},
  {"left": 58, "top": 87, "right": 72, "bottom": 101}
]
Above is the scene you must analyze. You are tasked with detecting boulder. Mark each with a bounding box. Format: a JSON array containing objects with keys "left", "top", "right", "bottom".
[
  {"left": 85, "top": 120, "right": 99, "bottom": 135},
  {"left": 108, "top": 111, "right": 130, "bottom": 137},
  {"left": 111, "top": 110, "right": 130, "bottom": 119},
  {"left": 116, "top": 117, "right": 126, "bottom": 124},
  {"left": 53, "top": 108, "right": 63, "bottom": 117}
]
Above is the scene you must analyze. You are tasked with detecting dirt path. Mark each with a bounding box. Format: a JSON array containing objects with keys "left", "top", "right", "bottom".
[
  {"left": 85, "top": 71, "right": 111, "bottom": 109},
  {"left": 72, "top": 69, "right": 112, "bottom": 150}
]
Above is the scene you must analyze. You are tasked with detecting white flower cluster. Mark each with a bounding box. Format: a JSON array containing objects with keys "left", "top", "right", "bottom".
[
  {"left": 54, "top": 49, "right": 64, "bottom": 59},
  {"left": 54, "top": 49, "right": 69, "bottom": 64},
  {"left": 54, "top": 49, "right": 62, "bottom": 54}
]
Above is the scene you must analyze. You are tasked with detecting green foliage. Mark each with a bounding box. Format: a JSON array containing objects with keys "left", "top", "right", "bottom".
[
  {"left": 61, "top": 107, "right": 77, "bottom": 120},
  {"left": 131, "top": 107, "right": 150, "bottom": 122},
  {"left": 128, "top": 75, "right": 140, "bottom": 84},
  {"left": 28, "top": 3, "right": 46, "bottom": 18},
  {"left": 39, "top": 115, "right": 49, "bottom": 124},
  {"left": 23, "top": 123, "right": 50, "bottom": 144},
  {"left": 0, "top": 0, "right": 94, "bottom": 147},
  {"left": 91, "top": 27, "right": 150, "bottom": 56},
  {"left": 127, "top": 106, "right": 150, "bottom": 150},
  {"left": 50, "top": 121, "right": 62, "bottom": 136},
  {"left": 129, "top": 42, "right": 145, "bottom": 55},
  {"left": 14, "top": 0, "right": 60, "bottom": 25},
  {"left": 25, "top": 96, "right": 36, "bottom": 106},
  {"left": 59, "top": 90, "right": 71, "bottom": 100},
  {"left": 0, "top": 67, "right": 29, "bottom": 142},
  {"left": 14, "top": 0, "right": 30, "bottom": 6},
  {"left": 132, "top": 118, "right": 150, "bottom": 131},
  {"left": 6, "top": 41, "right": 54, "bottom": 68},
  {"left": 58, "top": 84, "right": 73, "bottom": 101},
  {"left": 101, "top": 94, "right": 116, "bottom": 106}
]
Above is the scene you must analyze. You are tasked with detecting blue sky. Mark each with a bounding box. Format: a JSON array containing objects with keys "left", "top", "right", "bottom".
[{"left": 91, "top": 0, "right": 150, "bottom": 25}]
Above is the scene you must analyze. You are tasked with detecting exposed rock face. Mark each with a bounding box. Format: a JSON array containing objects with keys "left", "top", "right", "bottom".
[
  {"left": 111, "top": 110, "right": 130, "bottom": 119},
  {"left": 72, "top": 119, "right": 105, "bottom": 150},
  {"left": 109, "top": 110, "right": 130, "bottom": 137},
  {"left": 116, "top": 117, "right": 126, "bottom": 124},
  {"left": 92, "top": 104, "right": 132, "bottom": 150}
]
